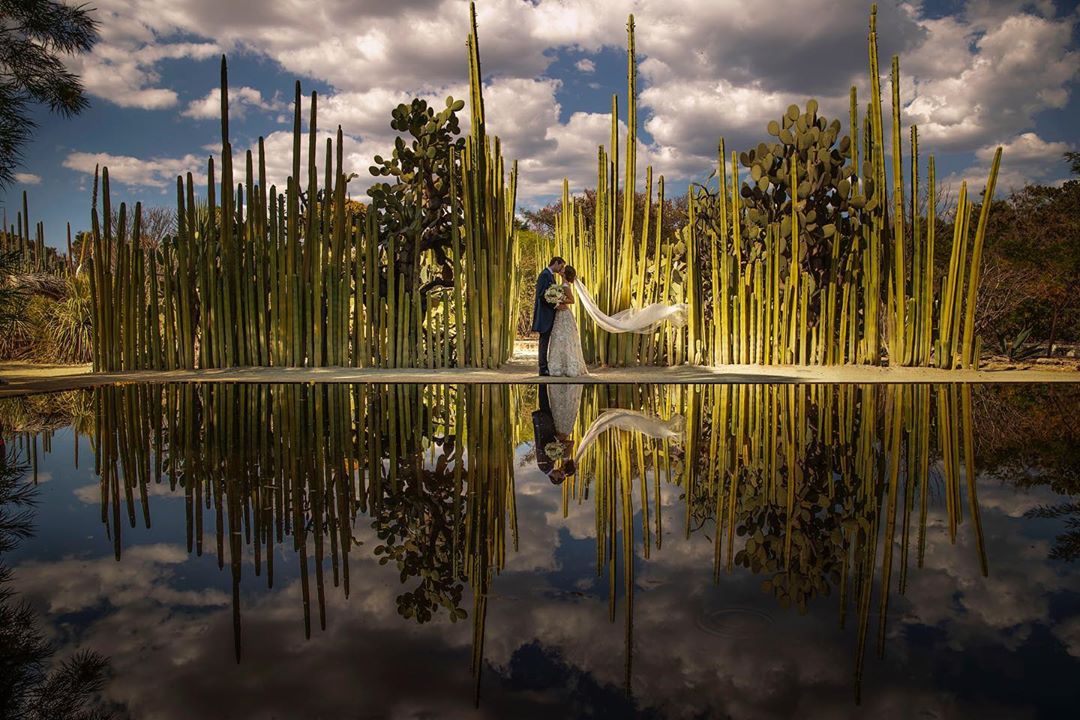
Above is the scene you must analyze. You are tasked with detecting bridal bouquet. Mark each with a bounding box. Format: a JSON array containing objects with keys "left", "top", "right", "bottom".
[
  {"left": 544, "top": 284, "right": 566, "bottom": 306},
  {"left": 543, "top": 441, "right": 564, "bottom": 461}
]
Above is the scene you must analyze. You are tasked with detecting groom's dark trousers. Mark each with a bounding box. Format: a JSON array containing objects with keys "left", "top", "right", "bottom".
[{"left": 532, "top": 267, "right": 556, "bottom": 375}]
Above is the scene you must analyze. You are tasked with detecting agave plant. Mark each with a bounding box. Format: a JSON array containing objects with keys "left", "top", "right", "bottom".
[{"left": 995, "top": 326, "right": 1043, "bottom": 361}]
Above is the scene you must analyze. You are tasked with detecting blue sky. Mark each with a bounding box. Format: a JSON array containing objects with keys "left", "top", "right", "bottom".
[{"left": 3, "top": 0, "right": 1079, "bottom": 249}]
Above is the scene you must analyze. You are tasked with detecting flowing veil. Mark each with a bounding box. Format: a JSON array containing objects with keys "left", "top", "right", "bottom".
[
  {"left": 574, "top": 409, "right": 684, "bottom": 464},
  {"left": 572, "top": 280, "right": 687, "bottom": 334}
]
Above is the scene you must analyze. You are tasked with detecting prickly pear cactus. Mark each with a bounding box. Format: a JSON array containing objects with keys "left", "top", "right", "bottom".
[
  {"left": 739, "top": 101, "right": 860, "bottom": 323},
  {"left": 367, "top": 96, "right": 467, "bottom": 289}
]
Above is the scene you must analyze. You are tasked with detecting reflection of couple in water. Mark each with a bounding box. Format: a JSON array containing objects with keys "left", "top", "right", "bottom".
[
  {"left": 532, "top": 384, "right": 685, "bottom": 484},
  {"left": 532, "top": 384, "right": 581, "bottom": 484}
]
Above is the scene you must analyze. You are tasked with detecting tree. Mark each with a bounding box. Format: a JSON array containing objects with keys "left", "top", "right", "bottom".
[
  {"left": 106, "top": 205, "right": 175, "bottom": 249},
  {"left": 980, "top": 171, "right": 1080, "bottom": 351},
  {"left": 1066, "top": 151, "right": 1080, "bottom": 177},
  {"left": 520, "top": 189, "right": 689, "bottom": 243},
  {"left": 0, "top": 0, "right": 99, "bottom": 188}
]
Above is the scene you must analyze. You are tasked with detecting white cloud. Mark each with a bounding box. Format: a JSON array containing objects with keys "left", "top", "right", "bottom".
[
  {"left": 942, "top": 131, "right": 1076, "bottom": 195},
  {"left": 575, "top": 58, "right": 596, "bottom": 73},
  {"left": 182, "top": 86, "right": 278, "bottom": 120},
  {"left": 62, "top": 151, "right": 209, "bottom": 189},
  {"left": 905, "top": 12, "right": 1080, "bottom": 151},
  {"left": 977, "top": 132, "right": 1074, "bottom": 166},
  {"left": 14, "top": 172, "right": 42, "bottom": 185},
  {"left": 71, "top": 38, "right": 220, "bottom": 110}
]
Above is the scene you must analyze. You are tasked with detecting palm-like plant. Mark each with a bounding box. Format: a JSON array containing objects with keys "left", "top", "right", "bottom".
[
  {"left": 0, "top": 250, "right": 25, "bottom": 327},
  {"left": 39, "top": 273, "right": 93, "bottom": 363},
  {"left": 0, "top": 0, "right": 99, "bottom": 188},
  {"left": 0, "top": 251, "right": 29, "bottom": 366}
]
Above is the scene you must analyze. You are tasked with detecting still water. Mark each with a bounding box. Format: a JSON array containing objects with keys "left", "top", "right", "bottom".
[{"left": 1, "top": 383, "right": 1078, "bottom": 719}]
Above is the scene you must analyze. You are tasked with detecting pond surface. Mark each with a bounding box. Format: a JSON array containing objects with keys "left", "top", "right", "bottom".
[{"left": 1, "top": 383, "right": 1078, "bottom": 719}]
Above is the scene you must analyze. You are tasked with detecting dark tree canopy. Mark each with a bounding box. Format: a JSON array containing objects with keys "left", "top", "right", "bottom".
[
  {"left": 978, "top": 162, "right": 1080, "bottom": 347},
  {"left": 0, "top": 0, "right": 98, "bottom": 188},
  {"left": 1066, "top": 151, "right": 1080, "bottom": 177}
]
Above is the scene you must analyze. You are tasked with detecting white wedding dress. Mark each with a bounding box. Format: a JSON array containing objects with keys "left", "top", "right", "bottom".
[
  {"left": 573, "top": 280, "right": 688, "bottom": 334},
  {"left": 548, "top": 383, "right": 584, "bottom": 435},
  {"left": 547, "top": 290, "right": 589, "bottom": 377}
]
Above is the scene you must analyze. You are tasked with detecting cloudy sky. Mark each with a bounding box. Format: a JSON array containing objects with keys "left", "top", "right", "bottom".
[{"left": 2, "top": 0, "right": 1079, "bottom": 248}]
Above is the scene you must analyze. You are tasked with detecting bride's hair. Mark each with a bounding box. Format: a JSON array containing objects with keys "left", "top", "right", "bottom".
[{"left": 563, "top": 265, "right": 577, "bottom": 283}]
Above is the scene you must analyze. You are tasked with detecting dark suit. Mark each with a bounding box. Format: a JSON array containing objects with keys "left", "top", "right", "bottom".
[
  {"left": 532, "top": 267, "right": 556, "bottom": 374},
  {"left": 532, "top": 385, "right": 557, "bottom": 476}
]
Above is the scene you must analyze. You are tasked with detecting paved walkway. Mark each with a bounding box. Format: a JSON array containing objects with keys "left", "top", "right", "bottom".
[{"left": 3, "top": 356, "right": 1079, "bottom": 398}]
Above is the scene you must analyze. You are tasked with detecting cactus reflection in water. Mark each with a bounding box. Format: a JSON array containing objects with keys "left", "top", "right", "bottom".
[
  {"left": 88, "top": 2, "right": 516, "bottom": 373},
  {"left": 88, "top": 382, "right": 515, "bottom": 703},
  {"left": 558, "top": 383, "right": 985, "bottom": 701},
  {"left": 71, "top": 382, "right": 988, "bottom": 703}
]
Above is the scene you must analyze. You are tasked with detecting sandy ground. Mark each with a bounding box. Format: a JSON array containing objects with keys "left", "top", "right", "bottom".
[{"left": 3, "top": 344, "right": 1080, "bottom": 398}]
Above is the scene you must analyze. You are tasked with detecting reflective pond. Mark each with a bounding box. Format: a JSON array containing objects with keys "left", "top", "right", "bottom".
[{"left": 1, "top": 383, "right": 1079, "bottom": 719}]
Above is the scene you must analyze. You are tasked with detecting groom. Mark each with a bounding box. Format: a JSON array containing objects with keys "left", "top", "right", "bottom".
[
  {"left": 532, "top": 256, "right": 566, "bottom": 376},
  {"left": 532, "top": 385, "right": 574, "bottom": 484}
]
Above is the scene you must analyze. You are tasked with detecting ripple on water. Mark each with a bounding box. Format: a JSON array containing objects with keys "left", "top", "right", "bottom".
[{"left": 695, "top": 607, "right": 775, "bottom": 639}]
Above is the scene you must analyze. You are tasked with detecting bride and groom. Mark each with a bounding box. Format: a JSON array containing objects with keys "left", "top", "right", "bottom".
[
  {"left": 531, "top": 382, "right": 686, "bottom": 485},
  {"left": 531, "top": 256, "right": 688, "bottom": 377}
]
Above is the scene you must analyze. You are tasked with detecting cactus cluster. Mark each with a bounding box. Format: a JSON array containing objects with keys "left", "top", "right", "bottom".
[
  {"left": 556, "top": 5, "right": 1001, "bottom": 369},
  {"left": 0, "top": 191, "right": 68, "bottom": 274},
  {"left": 83, "top": 4, "right": 1001, "bottom": 371},
  {"left": 88, "top": 2, "right": 517, "bottom": 372}
]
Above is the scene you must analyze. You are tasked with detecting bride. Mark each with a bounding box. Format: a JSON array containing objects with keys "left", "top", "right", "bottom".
[
  {"left": 546, "top": 264, "right": 688, "bottom": 377},
  {"left": 547, "top": 266, "right": 589, "bottom": 377}
]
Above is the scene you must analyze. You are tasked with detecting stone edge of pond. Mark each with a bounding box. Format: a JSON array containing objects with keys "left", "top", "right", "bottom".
[{"left": 3, "top": 362, "right": 1080, "bottom": 398}]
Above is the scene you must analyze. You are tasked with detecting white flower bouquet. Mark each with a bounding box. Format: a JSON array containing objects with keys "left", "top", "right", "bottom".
[
  {"left": 544, "top": 283, "right": 566, "bottom": 306},
  {"left": 543, "top": 441, "right": 564, "bottom": 461}
]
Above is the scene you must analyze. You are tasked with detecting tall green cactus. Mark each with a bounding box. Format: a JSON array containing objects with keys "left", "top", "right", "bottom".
[{"left": 555, "top": 14, "right": 687, "bottom": 367}]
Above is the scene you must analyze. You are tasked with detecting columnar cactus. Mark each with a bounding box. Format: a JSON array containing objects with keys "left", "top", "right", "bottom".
[{"left": 89, "top": 2, "right": 517, "bottom": 371}]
